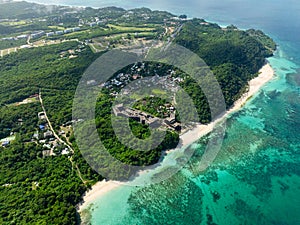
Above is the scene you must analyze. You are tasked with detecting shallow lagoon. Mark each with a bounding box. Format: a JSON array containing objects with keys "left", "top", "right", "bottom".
[{"left": 27, "top": 0, "right": 300, "bottom": 224}]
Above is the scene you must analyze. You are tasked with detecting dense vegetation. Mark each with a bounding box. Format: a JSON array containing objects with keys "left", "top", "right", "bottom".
[
  {"left": 95, "top": 93, "right": 179, "bottom": 170},
  {"left": 0, "top": 140, "right": 85, "bottom": 224},
  {"left": 134, "top": 96, "right": 171, "bottom": 118},
  {"left": 0, "top": 1, "right": 61, "bottom": 19},
  {"left": 0, "top": 100, "right": 103, "bottom": 224},
  {"left": 175, "top": 19, "right": 276, "bottom": 116},
  {"left": 175, "top": 19, "right": 275, "bottom": 73},
  {"left": 0, "top": 38, "right": 27, "bottom": 50},
  {"left": 0, "top": 27, "right": 178, "bottom": 225},
  {"left": 0, "top": 2, "right": 276, "bottom": 224},
  {"left": 0, "top": 42, "right": 102, "bottom": 224}
]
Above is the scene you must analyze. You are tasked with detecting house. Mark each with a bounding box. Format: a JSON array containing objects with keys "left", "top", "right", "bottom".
[
  {"left": 89, "top": 22, "right": 97, "bottom": 27},
  {"left": 39, "top": 124, "right": 46, "bottom": 130},
  {"left": 61, "top": 148, "right": 70, "bottom": 155},
  {"left": 1, "top": 37, "right": 14, "bottom": 41},
  {"left": 39, "top": 140, "right": 46, "bottom": 144},
  {"left": 72, "top": 27, "right": 80, "bottom": 32},
  {"left": 164, "top": 117, "right": 176, "bottom": 125},
  {"left": 46, "top": 32, "right": 55, "bottom": 37},
  {"left": 64, "top": 29, "right": 72, "bottom": 34},
  {"left": 38, "top": 112, "right": 46, "bottom": 120},
  {"left": 69, "top": 54, "right": 78, "bottom": 59},
  {"left": 32, "top": 132, "right": 39, "bottom": 140},
  {"left": 78, "top": 19, "right": 84, "bottom": 26},
  {"left": 1, "top": 141, "right": 10, "bottom": 147},
  {"left": 31, "top": 31, "right": 45, "bottom": 39},
  {"left": 16, "top": 34, "right": 28, "bottom": 39},
  {"left": 55, "top": 31, "right": 64, "bottom": 35},
  {"left": 20, "top": 45, "right": 31, "bottom": 49},
  {"left": 18, "top": 118, "right": 23, "bottom": 125},
  {"left": 43, "top": 144, "right": 51, "bottom": 149},
  {"left": 115, "top": 81, "right": 122, "bottom": 87},
  {"left": 200, "top": 22, "right": 210, "bottom": 26},
  {"left": 52, "top": 142, "right": 59, "bottom": 148},
  {"left": 44, "top": 131, "right": 53, "bottom": 139}
]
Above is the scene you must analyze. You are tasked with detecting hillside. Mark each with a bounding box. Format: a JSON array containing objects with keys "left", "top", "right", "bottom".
[{"left": 0, "top": 1, "right": 276, "bottom": 224}]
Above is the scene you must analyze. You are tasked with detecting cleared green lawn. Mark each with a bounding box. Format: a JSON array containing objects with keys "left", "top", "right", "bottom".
[
  {"left": 152, "top": 89, "right": 167, "bottom": 95},
  {"left": 48, "top": 25, "right": 65, "bottom": 30},
  {"left": 0, "top": 20, "right": 27, "bottom": 26},
  {"left": 108, "top": 24, "right": 156, "bottom": 32}
]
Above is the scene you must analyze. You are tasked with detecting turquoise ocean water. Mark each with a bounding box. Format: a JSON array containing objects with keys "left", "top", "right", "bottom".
[{"left": 28, "top": 0, "right": 300, "bottom": 224}]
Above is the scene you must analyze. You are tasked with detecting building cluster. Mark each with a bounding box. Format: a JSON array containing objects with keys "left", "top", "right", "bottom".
[
  {"left": 97, "top": 65, "right": 187, "bottom": 134},
  {"left": 31, "top": 31, "right": 45, "bottom": 39},
  {"left": 1, "top": 30, "right": 46, "bottom": 41},
  {"left": 155, "top": 102, "right": 176, "bottom": 118},
  {"left": 121, "top": 11, "right": 151, "bottom": 21},
  {"left": 102, "top": 71, "right": 183, "bottom": 97},
  {"left": 113, "top": 104, "right": 181, "bottom": 131},
  {"left": 35, "top": 112, "right": 70, "bottom": 157},
  {"left": 1, "top": 34, "right": 27, "bottom": 41},
  {"left": 1, "top": 27, "right": 81, "bottom": 42},
  {"left": 46, "top": 27, "right": 81, "bottom": 37},
  {"left": 0, "top": 130, "right": 16, "bottom": 147},
  {"left": 59, "top": 45, "right": 86, "bottom": 59},
  {"left": 79, "top": 17, "right": 107, "bottom": 27}
]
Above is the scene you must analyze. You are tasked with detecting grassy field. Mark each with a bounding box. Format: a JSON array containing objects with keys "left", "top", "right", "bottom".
[
  {"left": 0, "top": 20, "right": 28, "bottom": 26},
  {"left": 152, "top": 89, "right": 167, "bottom": 95},
  {"left": 108, "top": 24, "right": 156, "bottom": 32},
  {"left": 64, "top": 30, "right": 89, "bottom": 37},
  {"left": 88, "top": 43, "right": 106, "bottom": 53},
  {"left": 134, "top": 32, "right": 156, "bottom": 38},
  {"left": 103, "top": 31, "right": 155, "bottom": 39},
  {"left": 48, "top": 25, "right": 65, "bottom": 30}
]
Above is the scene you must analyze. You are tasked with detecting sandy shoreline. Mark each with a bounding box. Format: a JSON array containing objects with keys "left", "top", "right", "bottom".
[
  {"left": 78, "top": 180, "right": 120, "bottom": 211},
  {"left": 78, "top": 63, "right": 275, "bottom": 212},
  {"left": 180, "top": 63, "right": 275, "bottom": 147}
]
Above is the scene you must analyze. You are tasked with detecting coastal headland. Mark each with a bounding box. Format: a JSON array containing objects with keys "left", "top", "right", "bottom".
[{"left": 78, "top": 63, "right": 275, "bottom": 212}]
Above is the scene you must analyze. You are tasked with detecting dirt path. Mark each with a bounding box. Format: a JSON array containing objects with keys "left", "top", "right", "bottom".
[{"left": 38, "top": 89, "right": 87, "bottom": 185}]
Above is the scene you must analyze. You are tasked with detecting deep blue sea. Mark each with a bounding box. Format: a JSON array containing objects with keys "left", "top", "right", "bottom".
[{"left": 28, "top": 0, "right": 300, "bottom": 224}]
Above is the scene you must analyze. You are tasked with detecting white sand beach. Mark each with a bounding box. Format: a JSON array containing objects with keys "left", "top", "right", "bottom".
[
  {"left": 78, "top": 180, "right": 120, "bottom": 211},
  {"left": 180, "top": 63, "right": 275, "bottom": 146},
  {"left": 78, "top": 63, "right": 274, "bottom": 212}
]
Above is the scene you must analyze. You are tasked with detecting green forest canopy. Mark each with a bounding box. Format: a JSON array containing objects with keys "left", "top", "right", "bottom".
[{"left": 0, "top": 5, "right": 276, "bottom": 224}]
